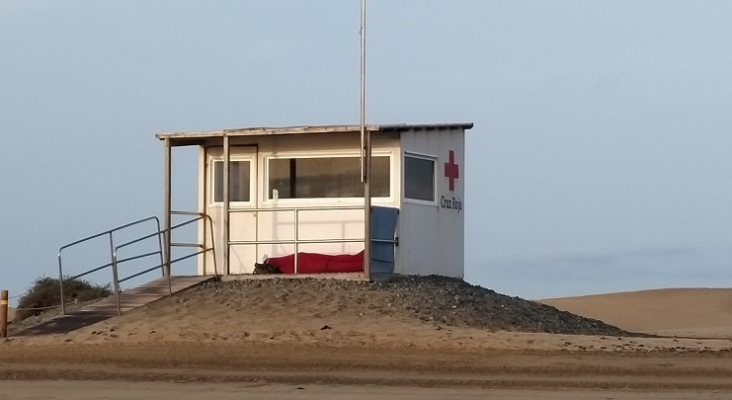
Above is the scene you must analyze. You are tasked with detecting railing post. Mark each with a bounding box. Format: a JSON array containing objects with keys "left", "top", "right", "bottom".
[
  {"left": 294, "top": 209, "right": 299, "bottom": 274},
  {"left": 155, "top": 217, "right": 165, "bottom": 278},
  {"left": 207, "top": 215, "right": 219, "bottom": 279},
  {"left": 0, "top": 290, "right": 8, "bottom": 338},
  {"left": 58, "top": 252, "right": 66, "bottom": 315},
  {"left": 202, "top": 209, "right": 209, "bottom": 276},
  {"left": 109, "top": 233, "right": 122, "bottom": 316}
]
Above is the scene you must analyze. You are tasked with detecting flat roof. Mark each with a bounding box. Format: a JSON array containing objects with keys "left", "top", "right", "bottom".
[{"left": 156, "top": 122, "right": 473, "bottom": 144}]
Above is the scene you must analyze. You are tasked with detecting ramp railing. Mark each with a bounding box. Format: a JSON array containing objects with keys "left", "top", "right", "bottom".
[
  {"left": 57, "top": 216, "right": 162, "bottom": 315},
  {"left": 57, "top": 212, "right": 216, "bottom": 316},
  {"left": 111, "top": 211, "right": 217, "bottom": 315}
]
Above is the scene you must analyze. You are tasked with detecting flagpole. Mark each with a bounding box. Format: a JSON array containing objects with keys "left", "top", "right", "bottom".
[{"left": 360, "top": 0, "right": 371, "bottom": 280}]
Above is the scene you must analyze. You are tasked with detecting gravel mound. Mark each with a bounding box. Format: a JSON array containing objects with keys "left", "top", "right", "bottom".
[{"left": 202, "top": 275, "right": 635, "bottom": 337}]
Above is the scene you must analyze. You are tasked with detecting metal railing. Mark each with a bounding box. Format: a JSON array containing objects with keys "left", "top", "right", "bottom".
[
  {"left": 229, "top": 205, "right": 395, "bottom": 273},
  {"left": 110, "top": 211, "right": 217, "bottom": 316},
  {"left": 57, "top": 212, "right": 217, "bottom": 316},
  {"left": 57, "top": 216, "right": 162, "bottom": 315},
  {"left": 168, "top": 210, "right": 218, "bottom": 276}
]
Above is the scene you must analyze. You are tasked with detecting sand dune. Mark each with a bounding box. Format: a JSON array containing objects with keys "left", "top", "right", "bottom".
[{"left": 541, "top": 288, "right": 732, "bottom": 339}]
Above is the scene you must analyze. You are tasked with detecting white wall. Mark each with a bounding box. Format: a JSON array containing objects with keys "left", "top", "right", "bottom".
[
  {"left": 397, "top": 128, "right": 465, "bottom": 278},
  {"left": 198, "top": 132, "right": 401, "bottom": 274}
]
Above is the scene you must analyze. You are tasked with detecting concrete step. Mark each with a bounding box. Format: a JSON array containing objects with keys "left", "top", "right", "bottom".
[{"left": 16, "top": 275, "right": 213, "bottom": 337}]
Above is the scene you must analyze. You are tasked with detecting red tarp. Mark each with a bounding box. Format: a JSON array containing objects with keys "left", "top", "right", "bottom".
[{"left": 266, "top": 251, "right": 364, "bottom": 274}]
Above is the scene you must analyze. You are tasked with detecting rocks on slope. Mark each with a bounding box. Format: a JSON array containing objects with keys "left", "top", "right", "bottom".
[{"left": 200, "top": 275, "right": 633, "bottom": 337}]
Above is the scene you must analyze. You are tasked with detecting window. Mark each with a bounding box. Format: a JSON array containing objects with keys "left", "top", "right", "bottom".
[
  {"left": 268, "top": 155, "right": 390, "bottom": 199},
  {"left": 212, "top": 160, "right": 251, "bottom": 202},
  {"left": 404, "top": 154, "right": 435, "bottom": 201}
]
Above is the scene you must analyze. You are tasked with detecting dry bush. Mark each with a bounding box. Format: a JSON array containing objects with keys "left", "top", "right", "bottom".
[{"left": 14, "top": 277, "right": 111, "bottom": 322}]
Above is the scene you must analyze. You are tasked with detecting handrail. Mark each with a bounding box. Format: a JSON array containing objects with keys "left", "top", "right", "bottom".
[
  {"left": 171, "top": 210, "right": 208, "bottom": 216},
  {"left": 118, "top": 264, "right": 163, "bottom": 285},
  {"left": 115, "top": 249, "right": 209, "bottom": 287},
  {"left": 58, "top": 216, "right": 161, "bottom": 253},
  {"left": 171, "top": 211, "right": 218, "bottom": 277},
  {"left": 57, "top": 216, "right": 162, "bottom": 315},
  {"left": 230, "top": 238, "right": 365, "bottom": 245},
  {"left": 57, "top": 212, "right": 218, "bottom": 317},
  {"left": 66, "top": 261, "right": 115, "bottom": 282},
  {"left": 109, "top": 212, "right": 217, "bottom": 316},
  {"left": 65, "top": 250, "right": 165, "bottom": 283},
  {"left": 229, "top": 205, "right": 366, "bottom": 213}
]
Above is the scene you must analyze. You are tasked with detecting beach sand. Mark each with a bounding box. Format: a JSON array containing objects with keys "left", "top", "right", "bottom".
[{"left": 1, "top": 282, "right": 732, "bottom": 395}]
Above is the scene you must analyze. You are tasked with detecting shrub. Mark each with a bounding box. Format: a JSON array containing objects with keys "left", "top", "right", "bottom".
[{"left": 14, "top": 276, "right": 111, "bottom": 322}]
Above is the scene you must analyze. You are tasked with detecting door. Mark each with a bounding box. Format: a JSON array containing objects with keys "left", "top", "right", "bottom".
[
  {"left": 205, "top": 146, "right": 258, "bottom": 274},
  {"left": 369, "top": 206, "right": 399, "bottom": 281}
]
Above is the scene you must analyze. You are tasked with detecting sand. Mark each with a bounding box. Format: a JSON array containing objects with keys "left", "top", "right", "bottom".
[
  {"left": 2, "top": 284, "right": 732, "bottom": 392},
  {"left": 541, "top": 288, "right": 732, "bottom": 339},
  {"left": 7, "top": 282, "right": 731, "bottom": 352},
  {"left": 5, "top": 381, "right": 732, "bottom": 400}
]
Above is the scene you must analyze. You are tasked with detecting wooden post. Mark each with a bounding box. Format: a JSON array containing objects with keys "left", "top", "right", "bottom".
[
  {"left": 0, "top": 290, "right": 8, "bottom": 338},
  {"left": 163, "top": 138, "right": 172, "bottom": 278},
  {"left": 163, "top": 138, "right": 173, "bottom": 297}
]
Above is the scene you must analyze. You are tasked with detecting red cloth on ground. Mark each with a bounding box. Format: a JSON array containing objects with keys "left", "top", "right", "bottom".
[{"left": 266, "top": 251, "right": 364, "bottom": 274}]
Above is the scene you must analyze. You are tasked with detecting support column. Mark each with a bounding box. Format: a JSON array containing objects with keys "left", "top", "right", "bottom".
[
  {"left": 163, "top": 138, "right": 172, "bottom": 278},
  {"left": 222, "top": 135, "right": 231, "bottom": 275},
  {"left": 363, "top": 130, "right": 371, "bottom": 280},
  {"left": 360, "top": 0, "right": 371, "bottom": 279}
]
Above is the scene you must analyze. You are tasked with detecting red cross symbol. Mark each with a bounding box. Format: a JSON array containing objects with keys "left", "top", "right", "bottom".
[{"left": 444, "top": 150, "right": 459, "bottom": 191}]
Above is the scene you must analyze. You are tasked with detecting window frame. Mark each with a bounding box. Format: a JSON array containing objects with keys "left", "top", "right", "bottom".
[
  {"left": 263, "top": 150, "right": 394, "bottom": 204},
  {"left": 209, "top": 157, "right": 255, "bottom": 206},
  {"left": 403, "top": 151, "right": 438, "bottom": 206}
]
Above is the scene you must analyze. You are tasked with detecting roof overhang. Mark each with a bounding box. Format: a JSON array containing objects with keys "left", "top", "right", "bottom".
[{"left": 156, "top": 122, "right": 473, "bottom": 146}]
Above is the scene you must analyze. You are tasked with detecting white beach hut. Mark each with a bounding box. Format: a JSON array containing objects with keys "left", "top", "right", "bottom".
[{"left": 156, "top": 122, "right": 471, "bottom": 280}]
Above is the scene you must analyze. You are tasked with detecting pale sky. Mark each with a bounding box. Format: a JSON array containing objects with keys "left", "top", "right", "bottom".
[{"left": 1, "top": 1, "right": 731, "bottom": 302}]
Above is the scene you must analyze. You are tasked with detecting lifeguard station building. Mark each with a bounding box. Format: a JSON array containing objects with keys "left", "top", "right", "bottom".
[{"left": 156, "top": 122, "right": 472, "bottom": 280}]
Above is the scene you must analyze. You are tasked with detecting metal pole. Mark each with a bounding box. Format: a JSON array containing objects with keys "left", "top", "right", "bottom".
[
  {"left": 0, "top": 290, "right": 8, "bottom": 338},
  {"left": 223, "top": 135, "right": 231, "bottom": 275},
  {"left": 110, "top": 233, "right": 122, "bottom": 316},
  {"left": 294, "top": 209, "right": 299, "bottom": 274},
  {"left": 360, "top": 0, "right": 371, "bottom": 279},
  {"left": 202, "top": 207, "right": 208, "bottom": 275},
  {"left": 155, "top": 218, "right": 165, "bottom": 278},
  {"left": 207, "top": 215, "right": 219, "bottom": 279},
  {"left": 58, "top": 252, "right": 66, "bottom": 315}
]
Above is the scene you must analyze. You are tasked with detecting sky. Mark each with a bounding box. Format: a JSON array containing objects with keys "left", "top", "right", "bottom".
[{"left": 1, "top": 1, "right": 731, "bottom": 303}]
